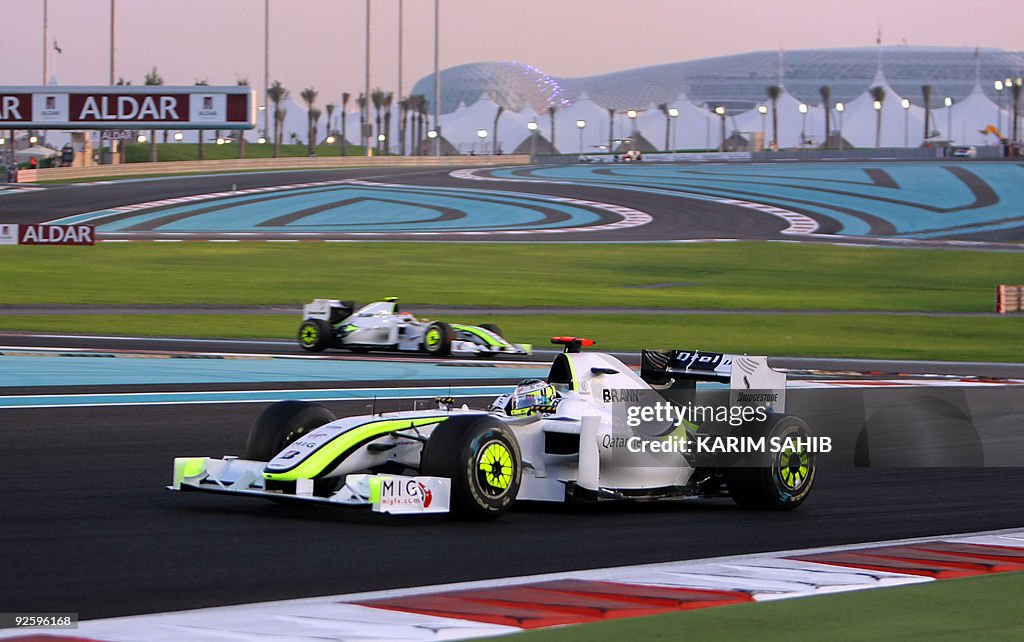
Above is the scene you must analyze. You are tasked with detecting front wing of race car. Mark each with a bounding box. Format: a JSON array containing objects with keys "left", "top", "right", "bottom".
[
  {"left": 447, "top": 323, "right": 532, "bottom": 356},
  {"left": 170, "top": 456, "right": 452, "bottom": 515}
]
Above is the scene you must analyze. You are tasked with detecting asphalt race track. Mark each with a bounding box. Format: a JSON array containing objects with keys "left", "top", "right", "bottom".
[
  {"left": 4, "top": 161, "right": 1024, "bottom": 246},
  {"left": 2, "top": 162, "right": 1023, "bottom": 621},
  {"left": 2, "top": 335, "right": 1023, "bottom": 619}
]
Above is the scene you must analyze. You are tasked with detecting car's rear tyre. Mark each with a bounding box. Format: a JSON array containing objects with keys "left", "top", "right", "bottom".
[
  {"left": 479, "top": 322, "right": 502, "bottom": 337},
  {"left": 725, "top": 414, "right": 815, "bottom": 510},
  {"left": 298, "top": 318, "right": 334, "bottom": 352},
  {"left": 422, "top": 321, "right": 452, "bottom": 356},
  {"left": 421, "top": 415, "right": 521, "bottom": 520},
  {"left": 245, "top": 400, "right": 336, "bottom": 461}
]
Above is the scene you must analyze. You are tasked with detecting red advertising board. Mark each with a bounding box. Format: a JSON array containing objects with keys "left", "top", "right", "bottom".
[{"left": 0, "top": 86, "right": 255, "bottom": 129}]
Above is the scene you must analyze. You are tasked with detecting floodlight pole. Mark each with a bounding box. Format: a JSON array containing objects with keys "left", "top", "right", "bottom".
[
  {"left": 264, "top": 0, "right": 270, "bottom": 141},
  {"left": 433, "top": 0, "right": 441, "bottom": 156},
  {"left": 364, "top": 0, "right": 371, "bottom": 156}
]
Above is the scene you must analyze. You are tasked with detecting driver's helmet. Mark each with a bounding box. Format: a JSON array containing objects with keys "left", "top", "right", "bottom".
[{"left": 507, "top": 378, "right": 558, "bottom": 416}]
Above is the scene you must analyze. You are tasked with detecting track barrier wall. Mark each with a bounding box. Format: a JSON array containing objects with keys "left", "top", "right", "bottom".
[{"left": 17, "top": 154, "right": 530, "bottom": 183}]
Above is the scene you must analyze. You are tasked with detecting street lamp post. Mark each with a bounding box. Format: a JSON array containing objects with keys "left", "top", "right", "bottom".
[
  {"left": 835, "top": 102, "right": 845, "bottom": 151},
  {"left": 527, "top": 121, "right": 538, "bottom": 161},
  {"left": 798, "top": 103, "right": 808, "bottom": 147},
  {"left": 944, "top": 96, "right": 953, "bottom": 144},
  {"left": 995, "top": 80, "right": 1004, "bottom": 135},
  {"left": 626, "top": 110, "right": 637, "bottom": 150},
  {"left": 757, "top": 104, "right": 768, "bottom": 148},
  {"left": 714, "top": 105, "right": 726, "bottom": 151},
  {"left": 476, "top": 129, "right": 487, "bottom": 154},
  {"left": 901, "top": 98, "right": 911, "bottom": 148},
  {"left": 433, "top": 0, "right": 441, "bottom": 156},
  {"left": 668, "top": 107, "right": 679, "bottom": 155},
  {"left": 264, "top": 0, "right": 270, "bottom": 142},
  {"left": 576, "top": 119, "right": 586, "bottom": 154},
  {"left": 873, "top": 100, "right": 883, "bottom": 148}
]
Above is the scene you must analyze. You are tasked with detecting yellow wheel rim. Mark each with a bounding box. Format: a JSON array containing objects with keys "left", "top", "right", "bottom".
[
  {"left": 778, "top": 444, "right": 811, "bottom": 490},
  {"left": 478, "top": 441, "right": 514, "bottom": 491}
]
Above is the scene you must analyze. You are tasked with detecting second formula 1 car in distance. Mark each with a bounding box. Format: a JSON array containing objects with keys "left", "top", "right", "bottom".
[{"left": 296, "top": 297, "right": 532, "bottom": 357}]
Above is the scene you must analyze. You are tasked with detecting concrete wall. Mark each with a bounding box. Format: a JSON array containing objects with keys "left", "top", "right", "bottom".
[{"left": 18, "top": 154, "right": 530, "bottom": 183}]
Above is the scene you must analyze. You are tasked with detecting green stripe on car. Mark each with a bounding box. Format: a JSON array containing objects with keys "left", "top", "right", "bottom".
[
  {"left": 450, "top": 323, "right": 508, "bottom": 347},
  {"left": 263, "top": 416, "right": 448, "bottom": 482}
]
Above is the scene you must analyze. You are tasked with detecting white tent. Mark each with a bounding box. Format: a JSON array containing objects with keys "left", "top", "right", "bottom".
[
  {"left": 15, "top": 145, "right": 58, "bottom": 162},
  {"left": 948, "top": 84, "right": 1004, "bottom": 146},
  {"left": 437, "top": 94, "right": 506, "bottom": 153}
]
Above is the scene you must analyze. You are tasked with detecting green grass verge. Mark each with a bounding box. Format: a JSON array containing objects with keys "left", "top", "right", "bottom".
[
  {"left": 0, "top": 242, "right": 1015, "bottom": 312},
  {"left": 0, "top": 313, "right": 1020, "bottom": 362},
  {"left": 492, "top": 571, "right": 1024, "bottom": 642},
  {"left": 2, "top": 241, "right": 1017, "bottom": 361}
]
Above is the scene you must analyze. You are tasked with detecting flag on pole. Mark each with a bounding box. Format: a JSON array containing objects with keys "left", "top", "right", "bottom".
[{"left": 54, "top": 40, "right": 62, "bottom": 54}]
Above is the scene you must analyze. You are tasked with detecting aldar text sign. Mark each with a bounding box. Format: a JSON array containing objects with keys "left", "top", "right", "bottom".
[
  {"left": 0, "top": 86, "right": 255, "bottom": 130},
  {"left": 71, "top": 93, "right": 189, "bottom": 123},
  {"left": 0, "top": 224, "right": 96, "bottom": 246}
]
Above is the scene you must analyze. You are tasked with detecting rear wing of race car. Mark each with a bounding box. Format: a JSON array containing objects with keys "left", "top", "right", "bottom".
[
  {"left": 302, "top": 298, "right": 355, "bottom": 324},
  {"left": 641, "top": 349, "right": 787, "bottom": 413}
]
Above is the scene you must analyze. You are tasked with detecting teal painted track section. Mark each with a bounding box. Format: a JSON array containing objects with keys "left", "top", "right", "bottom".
[
  {"left": 63, "top": 183, "right": 602, "bottom": 233},
  {"left": 492, "top": 162, "right": 1024, "bottom": 239},
  {"left": 0, "top": 385, "right": 511, "bottom": 409},
  {"left": 0, "top": 351, "right": 545, "bottom": 388}
]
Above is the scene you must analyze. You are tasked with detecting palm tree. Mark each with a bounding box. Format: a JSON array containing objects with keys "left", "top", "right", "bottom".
[
  {"left": 340, "top": 92, "right": 350, "bottom": 155},
  {"left": 607, "top": 107, "right": 616, "bottom": 152},
  {"left": 405, "top": 95, "right": 418, "bottom": 154},
  {"left": 1013, "top": 81, "right": 1023, "bottom": 145},
  {"left": 300, "top": 87, "right": 319, "bottom": 156},
  {"left": 144, "top": 67, "right": 163, "bottom": 162},
  {"left": 421, "top": 97, "right": 432, "bottom": 153},
  {"left": 382, "top": 91, "right": 394, "bottom": 154},
  {"left": 398, "top": 97, "right": 410, "bottom": 156},
  {"left": 657, "top": 103, "right": 670, "bottom": 151},
  {"left": 275, "top": 107, "right": 287, "bottom": 154},
  {"left": 267, "top": 80, "right": 288, "bottom": 157},
  {"left": 325, "top": 102, "right": 336, "bottom": 144},
  {"left": 767, "top": 85, "right": 782, "bottom": 150},
  {"left": 371, "top": 88, "right": 386, "bottom": 153},
  {"left": 308, "top": 108, "right": 321, "bottom": 154},
  {"left": 356, "top": 93, "right": 367, "bottom": 153},
  {"left": 411, "top": 94, "right": 427, "bottom": 154},
  {"left": 492, "top": 104, "right": 504, "bottom": 154},
  {"left": 819, "top": 85, "right": 832, "bottom": 149},
  {"left": 870, "top": 86, "right": 886, "bottom": 148},
  {"left": 237, "top": 78, "right": 250, "bottom": 159},
  {"left": 195, "top": 79, "right": 209, "bottom": 160},
  {"left": 547, "top": 105, "right": 557, "bottom": 149},
  {"left": 921, "top": 85, "right": 932, "bottom": 142}
]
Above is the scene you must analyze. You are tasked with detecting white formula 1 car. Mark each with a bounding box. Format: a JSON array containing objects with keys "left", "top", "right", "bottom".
[
  {"left": 171, "top": 338, "right": 816, "bottom": 519},
  {"left": 297, "top": 297, "right": 531, "bottom": 357}
]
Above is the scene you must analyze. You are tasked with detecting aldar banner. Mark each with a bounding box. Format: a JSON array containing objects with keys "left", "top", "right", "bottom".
[{"left": 0, "top": 86, "right": 255, "bottom": 130}]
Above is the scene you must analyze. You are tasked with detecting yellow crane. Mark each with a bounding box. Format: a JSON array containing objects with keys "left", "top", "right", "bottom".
[{"left": 979, "top": 124, "right": 1008, "bottom": 142}]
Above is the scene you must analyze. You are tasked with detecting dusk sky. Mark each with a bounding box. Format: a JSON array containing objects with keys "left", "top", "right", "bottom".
[{"left": 3, "top": 0, "right": 1021, "bottom": 108}]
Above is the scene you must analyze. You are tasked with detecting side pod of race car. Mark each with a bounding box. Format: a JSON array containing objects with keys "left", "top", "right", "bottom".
[
  {"left": 171, "top": 338, "right": 816, "bottom": 520},
  {"left": 296, "top": 297, "right": 532, "bottom": 357}
]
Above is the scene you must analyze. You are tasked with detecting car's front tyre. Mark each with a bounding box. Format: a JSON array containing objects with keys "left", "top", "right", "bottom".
[
  {"left": 422, "top": 321, "right": 453, "bottom": 356},
  {"left": 420, "top": 415, "right": 522, "bottom": 520}
]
